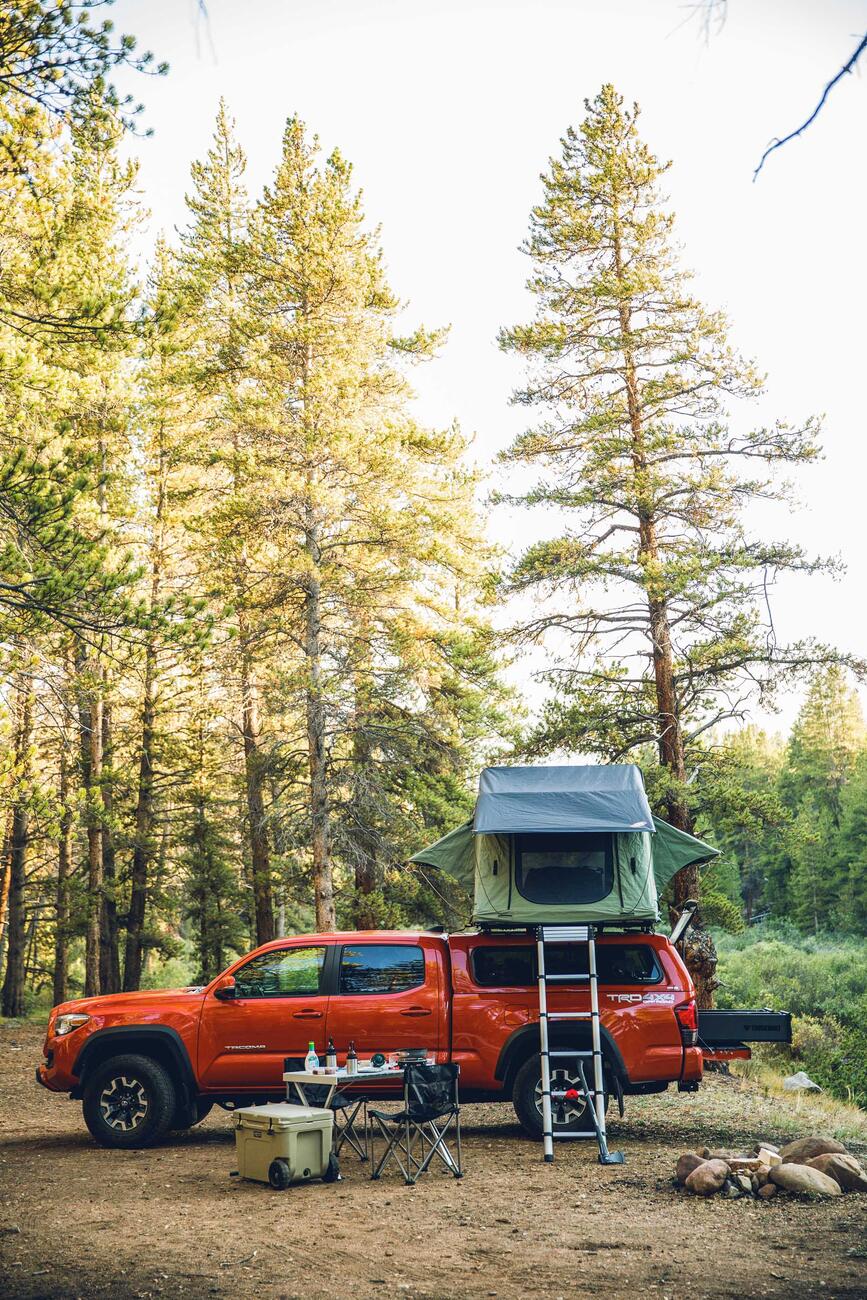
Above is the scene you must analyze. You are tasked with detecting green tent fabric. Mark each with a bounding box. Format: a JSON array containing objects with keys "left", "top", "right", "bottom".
[
  {"left": 410, "top": 819, "right": 474, "bottom": 889},
  {"left": 650, "top": 816, "right": 719, "bottom": 891},
  {"left": 410, "top": 795, "right": 720, "bottom": 925}
]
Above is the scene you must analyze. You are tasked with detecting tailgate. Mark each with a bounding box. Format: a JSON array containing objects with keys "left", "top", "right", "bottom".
[{"left": 698, "top": 1008, "right": 791, "bottom": 1047}]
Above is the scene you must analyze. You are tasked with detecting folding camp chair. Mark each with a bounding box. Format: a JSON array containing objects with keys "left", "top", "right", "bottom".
[
  {"left": 283, "top": 1058, "right": 369, "bottom": 1160},
  {"left": 369, "top": 1062, "right": 463, "bottom": 1186}
]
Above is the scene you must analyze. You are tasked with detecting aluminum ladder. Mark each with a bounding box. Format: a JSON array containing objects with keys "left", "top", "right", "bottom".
[{"left": 536, "top": 924, "right": 624, "bottom": 1165}]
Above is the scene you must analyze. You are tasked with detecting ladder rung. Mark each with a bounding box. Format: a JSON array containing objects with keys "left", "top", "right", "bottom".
[
  {"left": 544, "top": 973, "right": 591, "bottom": 982},
  {"left": 551, "top": 1132, "right": 597, "bottom": 1140},
  {"left": 540, "top": 926, "right": 591, "bottom": 942},
  {"left": 548, "top": 1011, "right": 591, "bottom": 1020},
  {"left": 549, "top": 1049, "right": 592, "bottom": 1057}
]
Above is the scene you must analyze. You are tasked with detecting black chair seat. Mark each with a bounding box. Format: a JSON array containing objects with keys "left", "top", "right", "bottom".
[{"left": 369, "top": 1105, "right": 458, "bottom": 1124}]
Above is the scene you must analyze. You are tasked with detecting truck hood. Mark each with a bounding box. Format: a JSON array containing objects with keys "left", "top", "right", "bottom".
[{"left": 52, "top": 986, "right": 207, "bottom": 1017}]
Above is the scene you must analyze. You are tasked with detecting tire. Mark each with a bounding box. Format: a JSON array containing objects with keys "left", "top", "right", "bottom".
[
  {"left": 512, "top": 1053, "right": 608, "bottom": 1140},
  {"left": 322, "top": 1152, "right": 340, "bottom": 1183},
  {"left": 269, "top": 1158, "right": 292, "bottom": 1190},
  {"left": 82, "top": 1053, "right": 177, "bottom": 1150}
]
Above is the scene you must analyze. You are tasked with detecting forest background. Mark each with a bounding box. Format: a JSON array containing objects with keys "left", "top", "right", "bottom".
[{"left": 1, "top": 2, "right": 865, "bottom": 1109}]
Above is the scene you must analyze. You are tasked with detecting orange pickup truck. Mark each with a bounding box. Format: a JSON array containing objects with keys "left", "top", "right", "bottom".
[{"left": 36, "top": 927, "right": 718, "bottom": 1148}]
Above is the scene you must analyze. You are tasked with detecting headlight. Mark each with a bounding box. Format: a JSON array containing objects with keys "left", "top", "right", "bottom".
[{"left": 54, "top": 1013, "right": 91, "bottom": 1037}]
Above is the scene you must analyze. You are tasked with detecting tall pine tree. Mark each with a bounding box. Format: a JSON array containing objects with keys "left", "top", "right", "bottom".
[{"left": 499, "top": 85, "right": 845, "bottom": 1001}]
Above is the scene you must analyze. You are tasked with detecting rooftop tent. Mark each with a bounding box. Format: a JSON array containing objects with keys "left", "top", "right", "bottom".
[{"left": 410, "top": 764, "right": 719, "bottom": 926}]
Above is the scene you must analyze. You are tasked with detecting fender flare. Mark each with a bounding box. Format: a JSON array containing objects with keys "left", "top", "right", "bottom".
[
  {"left": 493, "top": 1021, "right": 627, "bottom": 1089},
  {"left": 71, "top": 1025, "right": 197, "bottom": 1113}
]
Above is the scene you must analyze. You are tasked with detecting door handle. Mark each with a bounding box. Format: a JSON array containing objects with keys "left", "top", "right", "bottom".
[
  {"left": 400, "top": 1007, "right": 432, "bottom": 1017},
  {"left": 293, "top": 1010, "right": 323, "bottom": 1019}
]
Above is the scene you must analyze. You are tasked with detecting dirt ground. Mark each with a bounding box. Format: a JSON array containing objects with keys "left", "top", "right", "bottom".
[{"left": 1, "top": 1023, "right": 866, "bottom": 1300}]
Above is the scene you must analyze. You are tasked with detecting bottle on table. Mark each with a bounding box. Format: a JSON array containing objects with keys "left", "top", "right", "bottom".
[
  {"left": 304, "top": 1041, "right": 319, "bottom": 1074},
  {"left": 346, "top": 1040, "right": 358, "bottom": 1076},
  {"left": 326, "top": 1037, "right": 337, "bottom": 1071}
]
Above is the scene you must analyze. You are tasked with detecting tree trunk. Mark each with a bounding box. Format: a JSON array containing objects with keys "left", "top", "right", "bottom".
[
  {"left": 53, "top": 735, "right": 73, "bottom": 1007},
  {"left": 303, "top": 524, "right": 335, "bottom": 932},
  {"left": 99, "top": 702, "right": 121, "bottom": 994},
  {"left": 613, "top": 215, "right": 717, "bottom": 1007},
  {"left": 351, "top": 679, "right": 378, "bottom": 929},
  {"left": 77, "top": 647, "right": 104, "bottom": 999},
  {"left": 239, "top": 640, "right": 275, "bottom": 944},
  {"left": 0, "top": 812, "right": 14, "bottom": 984},
  {"left": 1, "top": 686, "right": 33, "bottom": 1018},
  {"left": 124, "top": 639, "right": 157, "bottom": 991}
]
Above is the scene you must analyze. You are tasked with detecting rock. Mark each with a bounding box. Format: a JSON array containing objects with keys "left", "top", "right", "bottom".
[
  {"left": 754, "top": 1164, "right": 772, "bottom": 1187},
  {"left": 720, "top": 1178, "right": 742, "bottom": 1199},
  {"left": 728, "top": 1156, "right": 763, "bottom": 1173},
  {"left": 676, "top": 1152, "right": 707, "bottom": 1184},
  {"left": 753, "top": 1141, "right": 780, "bottom": 1155},
  {"left": 780, "top": 1137, "right": 847, "bottom": 1164},
  {"left": 685, "top": 1158, "right": 729, "bottom": 1197},
  {"left": 783, "top": 1071, "right": 821, "bottom": 1092},
  {"left": 757, "top": 1147, "right": 782, "bottom": 1167},
  {"left": 769, "top": 1164, "right": 843, "bottom": 1197},
  {"left": 805, "top": 1153, "right": 867, "bottom": 1193},
  {"left": 705, "top": 1149, "right": 747, "bottom": 1161},
  {"left": 734, "top": 1173, "right": 754, "bottom": 1195},
  {"left": 757, "top": 1182, "right": 778, "bottom": 1200}
]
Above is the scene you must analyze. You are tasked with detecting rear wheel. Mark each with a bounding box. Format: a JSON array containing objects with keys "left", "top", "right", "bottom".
[
  {"left": 269, "top": 1158, "right": 292, "bottom": 1190},
  {"left": 82, "top": 1053, "right": 176, "bottom": 1149},
  {"left": 512, "top": 1054, "right": 608, "bottom": 1140}
]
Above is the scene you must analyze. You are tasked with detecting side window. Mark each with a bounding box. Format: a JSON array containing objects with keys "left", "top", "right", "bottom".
[
  {"left": 233, "top": 946, "right": 326, "bottom": 998},
  {"left": 598, "top": 945, "right": 660, "bottom": 984},
  {"left": 339, "top": 944, "right": 425, "bottom": 995},
  {"left": 470, "top": 945, "right": 534, "bottom": 988},
  {"left": 470, "top": 943, "right": 660, "bottom": 987}
]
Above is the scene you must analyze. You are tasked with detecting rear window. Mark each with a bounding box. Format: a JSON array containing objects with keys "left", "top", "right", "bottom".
[
  {"left": 514, "top": 833, "right": 613, "bottom": 905},
  {"left": 470, "top": 943, "right": 661, "bottom": 988},
  {"left": 339, "top": 944, "right": 426, "bottom": 995}
]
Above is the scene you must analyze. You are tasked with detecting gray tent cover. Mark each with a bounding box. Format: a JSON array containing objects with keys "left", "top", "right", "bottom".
[{"left": 410, "top": 763, "right": 719, "bottom": 925}]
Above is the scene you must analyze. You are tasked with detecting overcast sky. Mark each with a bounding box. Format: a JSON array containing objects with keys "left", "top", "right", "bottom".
[{"left": 112, "top": 0, "right": 867, "bottom": 735}]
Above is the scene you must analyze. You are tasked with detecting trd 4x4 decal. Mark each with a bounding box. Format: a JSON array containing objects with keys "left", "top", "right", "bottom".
[{"left": 606, "top": 992, "right": 676, "bottom": 1005}]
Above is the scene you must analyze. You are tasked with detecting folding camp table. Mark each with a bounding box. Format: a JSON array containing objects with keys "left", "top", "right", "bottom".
[{"left": 282, "top": 1065, "right": 404, "bottom": 1161}]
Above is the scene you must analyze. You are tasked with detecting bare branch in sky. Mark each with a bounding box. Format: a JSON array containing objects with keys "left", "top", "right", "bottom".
[{"left": 753, "top": 31, "right": 867, "bottom": 180}]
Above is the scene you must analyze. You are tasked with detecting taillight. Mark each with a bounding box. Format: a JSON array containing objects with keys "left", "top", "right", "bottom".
[{"left": 675, "top": 999, "right": 698, "bottom": 1047}]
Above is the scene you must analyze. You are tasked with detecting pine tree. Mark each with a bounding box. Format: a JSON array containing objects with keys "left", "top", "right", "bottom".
[
  {"left": 176, "top": 101, "right": 276, "bottom": 946},
  {"left": 499, "top": 85, "right": 845, "bottom": 1001},
  {"left": 250, "top": 116, "right": 502, "bottom": 930}
]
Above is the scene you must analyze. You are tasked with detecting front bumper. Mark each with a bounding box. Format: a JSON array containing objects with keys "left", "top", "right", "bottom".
[{"left": 35, "top": 1049, "right": 75, "bottom": 1094}]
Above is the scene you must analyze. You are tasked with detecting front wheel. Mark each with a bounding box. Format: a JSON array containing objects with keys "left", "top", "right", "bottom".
[
  {"left": 512, "top": 1054, "right": 608, "bottom": 1140},
  {"left": 82, "top": 1053, "right": 177, "bottom": 1149}
]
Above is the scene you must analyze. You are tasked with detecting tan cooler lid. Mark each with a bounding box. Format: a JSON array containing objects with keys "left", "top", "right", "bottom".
[{"left": 234, "top": 1102, "right": 333, "bottom": 1132}]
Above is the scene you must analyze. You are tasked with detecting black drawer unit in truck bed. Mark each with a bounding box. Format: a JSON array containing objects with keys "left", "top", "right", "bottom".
[{"left": 698, "top": 1008, "right": 792, "bottom": 1047}]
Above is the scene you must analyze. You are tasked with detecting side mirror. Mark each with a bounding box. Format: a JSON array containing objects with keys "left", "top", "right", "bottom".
[{"left": 213, "top": 975, "right": 237, "bottom": 1001}]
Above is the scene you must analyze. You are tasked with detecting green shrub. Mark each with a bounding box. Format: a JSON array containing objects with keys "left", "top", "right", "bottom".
[{"left": 715, "top": 927, "right": 867, "bottom": 1109}]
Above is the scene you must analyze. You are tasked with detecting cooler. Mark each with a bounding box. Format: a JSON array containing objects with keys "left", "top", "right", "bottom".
[{"left": 233, "top": 1103, "right": 335, "bottom": 1188}]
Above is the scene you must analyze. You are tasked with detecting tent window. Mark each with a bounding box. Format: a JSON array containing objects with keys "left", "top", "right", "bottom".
[{"left": 514, "top": 833, "right": 613, "bottom": 905}]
